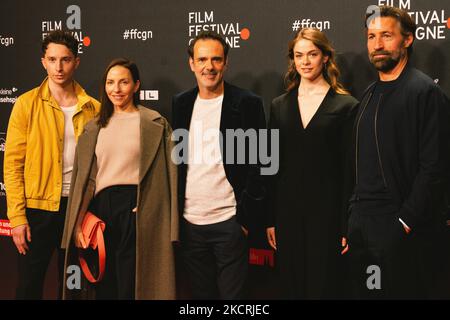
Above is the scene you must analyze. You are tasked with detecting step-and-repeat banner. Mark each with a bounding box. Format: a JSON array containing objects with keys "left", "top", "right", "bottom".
[{"left": 1, "top": 0, "right": 449, "bottom": 298}]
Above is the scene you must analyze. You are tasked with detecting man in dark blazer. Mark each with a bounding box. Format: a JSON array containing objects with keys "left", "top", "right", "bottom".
[{"left": 172, "top": 31, "right": 266, "bottom": 299}]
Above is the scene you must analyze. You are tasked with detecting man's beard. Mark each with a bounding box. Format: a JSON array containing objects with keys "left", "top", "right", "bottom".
[{"left": 369, "top": 49, "right": 403, "bottom": 72}]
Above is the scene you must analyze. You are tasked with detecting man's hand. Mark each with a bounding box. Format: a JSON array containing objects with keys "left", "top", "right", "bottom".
[
  {"left": 12, "top": 224, "right": 31, "bottom": 255},
  {"left": 266, "top": 227, "right": 277, "bottom": 250},
  {"left": 402, "top": 223, "right": 411, "bottom": 234},
  {"left": 241, "top": 226, "right": 249, "bottom": 237},
  {"left": 399, "top": 219, "right": 412, "bottom": 234}
]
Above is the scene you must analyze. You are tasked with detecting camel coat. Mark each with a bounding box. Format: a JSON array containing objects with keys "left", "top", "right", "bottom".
[{"left": 61, "top": 106, "right": 178, "bottom": 299}]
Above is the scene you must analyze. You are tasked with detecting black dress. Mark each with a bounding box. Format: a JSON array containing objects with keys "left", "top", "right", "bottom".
[{"left": 268, "top": 87, "right": 358, "bottom": 299}]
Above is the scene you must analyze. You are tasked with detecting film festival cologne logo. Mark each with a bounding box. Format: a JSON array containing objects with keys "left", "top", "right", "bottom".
[
  {"left": 375, "top": 0, "right": 450, "bottom": 40},
  {"left": 188, "top": 11, "right": 251, "bottom": 48},
  {"left": 290, "top": 0, "right": 450, "bottom": 39},
  {"left": 41, "top": 5, "right": 91, "bottom": 54}
]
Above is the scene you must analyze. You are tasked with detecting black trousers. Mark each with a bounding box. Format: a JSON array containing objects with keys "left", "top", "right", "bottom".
[
  {"left": 90, "top": 185, "right": 137, "bottom": 300},
  {"left": 347, "top": 212, "right": 422, "bottom": 299},
  {"left": 181, "top": 216, "right": 248, "bottom": 300},
  {"left": 16, "top": 198, "right": 67, "bottom": 300}
]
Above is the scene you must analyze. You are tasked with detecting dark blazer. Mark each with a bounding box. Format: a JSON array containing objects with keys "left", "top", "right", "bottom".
[
  {"left": 172, "top": 82, "right": 267, "bottom": 228},
  {"left": 268, "top": 88, "right": 358, "bottom": 234}
]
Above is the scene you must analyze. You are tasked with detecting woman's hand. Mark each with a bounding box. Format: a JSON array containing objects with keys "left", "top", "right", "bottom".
[
  {"left": 341, "top": 237, "right": 349, "bottom": 255},
  {"left": 266, "top": 227, "right": 277, "bottom": 250},
  {"left": 74, "top": 226, "right": 87, "bottom": 249},
  {"left": 73, "top": 211, "right": 88, "bottom": 249}
]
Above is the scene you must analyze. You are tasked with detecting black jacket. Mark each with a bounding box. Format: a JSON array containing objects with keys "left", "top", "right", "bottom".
[
  {"left": 347, "top": 64, "right": 450, "bottom": 232},
  {"left": 171, "top": 82, "right": 267, "bottom": 228}
]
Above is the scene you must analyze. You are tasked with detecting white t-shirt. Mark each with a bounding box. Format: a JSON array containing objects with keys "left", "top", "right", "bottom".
[
  {"left": 61, "top": 105, "right": 77, "bottom": 197},
  {"left": 184, "top": 94, "right": 237, "bottom": 225}
]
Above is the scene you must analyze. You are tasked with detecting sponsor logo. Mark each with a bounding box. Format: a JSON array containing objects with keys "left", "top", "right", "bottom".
[
  {"left": 249, "top": 248, "right": 274, "bottom": 267},
  {"left": 139, "top": 90, "right": 159, "bottom": 101},
  {"left": 188, "top": 11, "right": 251, "bottom": 48},
  {"left": 41, "top": 5, "right": 91, "bottom": 54},
  {"left": 377, "top": 0, "right": 449, "bottom": 40},
  {"left": 0, "top": 87, "right": 18, "bottom": 104},
  {"left": 0, "top": 220, "right": 11, "bottom": 237}
]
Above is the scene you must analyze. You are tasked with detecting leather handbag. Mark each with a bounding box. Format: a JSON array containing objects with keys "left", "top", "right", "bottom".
[{"left": 78, "top": 211, "right": 106, "bottom": 283}]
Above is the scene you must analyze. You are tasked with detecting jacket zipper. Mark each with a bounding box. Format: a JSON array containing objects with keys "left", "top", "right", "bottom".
[
  {"left": 374, "top": 94, "right": 388, "bottom": 188},
  {"left": 355, "top": 92, "right": 372, "bottom": 188}
]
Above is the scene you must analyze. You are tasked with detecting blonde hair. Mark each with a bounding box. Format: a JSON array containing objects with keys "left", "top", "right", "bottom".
[{"left": 284, "top": 28, "right": 349, "bottom": 94}]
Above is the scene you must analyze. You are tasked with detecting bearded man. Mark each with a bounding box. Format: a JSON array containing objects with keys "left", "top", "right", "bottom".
[{"left": 345, "top": 5, "right": 450, "bottom": 299}]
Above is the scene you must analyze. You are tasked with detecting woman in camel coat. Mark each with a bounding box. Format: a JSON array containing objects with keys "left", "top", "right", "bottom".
[{"left": 61, "top": 58, "right": 178, "bottom": 299}]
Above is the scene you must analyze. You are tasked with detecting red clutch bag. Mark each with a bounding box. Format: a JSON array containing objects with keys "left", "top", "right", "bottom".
[{"left": 78, "top": 211, "right": 106, "bottom": 283}]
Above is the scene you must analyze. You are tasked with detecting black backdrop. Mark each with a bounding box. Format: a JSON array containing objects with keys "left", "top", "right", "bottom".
[{"left": 1, "top": 0, "right": 449, "bottom": 299}]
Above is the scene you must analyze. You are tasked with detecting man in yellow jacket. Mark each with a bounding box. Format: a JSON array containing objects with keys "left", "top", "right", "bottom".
[{"left": 4, "top": 30, "right": 99, "bottom": 299}]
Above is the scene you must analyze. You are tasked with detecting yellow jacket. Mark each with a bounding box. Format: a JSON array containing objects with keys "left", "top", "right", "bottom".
[{"left": 4, "top": 78, "right": 100, "bottom": 228}]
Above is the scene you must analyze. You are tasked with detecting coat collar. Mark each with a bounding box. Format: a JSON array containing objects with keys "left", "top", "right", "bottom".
[
  {"left": 138, "top": 106, "right": 164, "bottom": 183},
  {"left": 37, "top": 76, "right": 93, "bottom": 111},
  {"left": 76, "top": 119, "right": 100, "bottom": 187}
]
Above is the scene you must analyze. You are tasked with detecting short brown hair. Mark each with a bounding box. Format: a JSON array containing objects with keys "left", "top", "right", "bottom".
[{"left": 41, "top": 30, "right": 79, "bottom": 57}]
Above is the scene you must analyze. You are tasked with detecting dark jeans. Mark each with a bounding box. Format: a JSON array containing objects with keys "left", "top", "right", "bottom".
[
  {"left": 16, "top": 198, "right": 67, "bottom": 300},
  {"left": 181, "top": 216, "right": 248, "bottom": 299}
]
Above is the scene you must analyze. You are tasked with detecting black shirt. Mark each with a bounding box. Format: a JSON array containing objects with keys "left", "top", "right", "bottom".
[{"left": 352, "top": 79, "right": 399, "bottom": 215}]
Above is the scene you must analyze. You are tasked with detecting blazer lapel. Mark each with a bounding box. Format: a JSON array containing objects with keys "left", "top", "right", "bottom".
[
  {"left": 139, "top": 106, "right": 164, "bottom": 182},
  {"left": 180, "top": 88, "right": 198, "bottom": 131},
  {"left": 219, "top": 82, "right": 242, "bottom": 168},
  {"left": 305, "top": 87, "right": 333, "bottom": 129},
  {"left": 282, "top": 89, "right": 302, "bottom": 134},
  {"left": 220, "top": 82, "right": 240, "bottom": 133},
  {"left": 287, "top": 87, "right": 332, "bottom": 131}
]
